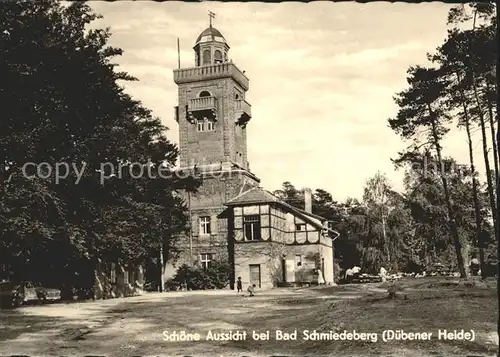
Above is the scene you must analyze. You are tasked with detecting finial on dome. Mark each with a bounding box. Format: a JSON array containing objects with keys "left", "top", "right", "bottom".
[{"left": 208, "top": 11, "right": 215, "bottom": 28}]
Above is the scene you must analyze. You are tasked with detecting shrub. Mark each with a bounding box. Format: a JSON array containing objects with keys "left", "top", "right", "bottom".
[{"left": 169, "top": 261, "right": 231, "bottom": 290}]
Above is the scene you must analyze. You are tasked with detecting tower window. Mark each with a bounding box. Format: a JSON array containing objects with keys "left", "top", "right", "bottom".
[
  {"left": 199, "top": 91, "right": 211, "bottom": 98},
  {"left": 203, "top": 50, "right": 211, "bottom": 65},
  {"left": 206, "top": 120, "right": 214, "bottom": 131},
  {"left": 235, "top": 93, "right": 240, "bottom": 100},
  {"left": 197, "top": 121, "right": 204, "bottom": 132},
  {"left": 214, "top": 50, "right": 222, "bottom": 64}
]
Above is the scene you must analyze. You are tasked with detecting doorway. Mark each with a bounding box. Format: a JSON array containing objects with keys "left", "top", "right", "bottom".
[{"left": 249, "top": 264, "right": 261, "bottom": 288}]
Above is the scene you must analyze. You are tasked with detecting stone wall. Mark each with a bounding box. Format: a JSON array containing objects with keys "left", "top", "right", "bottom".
[
  {"left": 94, "top": 261, "right": 144, "bottom": 300},
  {"left": 284, "top": 242, "right": 334, "bottom": 284},
  {"left": 234, "top": 241, "right": 286, "bottom": 290}
]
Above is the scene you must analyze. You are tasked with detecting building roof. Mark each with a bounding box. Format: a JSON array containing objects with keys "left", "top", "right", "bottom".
[
  {"left": 195, "top": 27, "right": 227, "bottom": 45},
  {"left": 225, "top": 186, "right": 340, "bottom": 238},
  {"left": 226, "top": 186, "right": 280, "bottom": 206}
]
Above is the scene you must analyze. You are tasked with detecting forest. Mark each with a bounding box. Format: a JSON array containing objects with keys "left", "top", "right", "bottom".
[{"left": 274, "top": 3, "right": 499, "bottom": 279}]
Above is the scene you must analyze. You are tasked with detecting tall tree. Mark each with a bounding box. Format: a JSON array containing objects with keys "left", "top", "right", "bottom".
[
  {"left": 431, "top": 32, "right": 487, "bottom": 278},
  {"left": 388, "top": 66, "right": 467, "bottom": 278},
  {"left": 363, "top": 172, "right": 392, "bottom": 268},
  {"left": 447, "top": 4, "right": 498, "bottom": 242},
  {"left": 0, "top": 1, "right": 198, "bottom": 288}
]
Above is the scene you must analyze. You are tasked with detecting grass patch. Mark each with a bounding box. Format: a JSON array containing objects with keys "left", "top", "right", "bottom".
[{"left": 298, "top": 278, "right": 497, "bottom": 356}]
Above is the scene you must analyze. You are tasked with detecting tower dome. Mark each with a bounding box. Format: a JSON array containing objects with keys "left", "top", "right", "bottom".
[
  {"left": 195, "top": 27, "right": 227, "bottom": 46},
  {"left": 193, "top": 24, "right": 230, "bottom": 67}
]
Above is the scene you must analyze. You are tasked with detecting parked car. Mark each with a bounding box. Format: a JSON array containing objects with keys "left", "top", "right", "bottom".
[
  {"left": 0, "top": 281, "right": 61, "bottom": 307},
  {"left": 0, "top": 281, "right": 23, "bottom": 308},
  {"left": 30, "top": 282, "right": 62, "bottom": 303}
]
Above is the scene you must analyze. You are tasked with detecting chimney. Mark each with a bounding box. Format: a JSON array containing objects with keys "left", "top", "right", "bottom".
[{"left": 304, "top": 187, "right": 312, "bottom": 213}]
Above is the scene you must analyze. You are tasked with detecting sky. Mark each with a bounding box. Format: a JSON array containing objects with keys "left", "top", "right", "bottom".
[{"left": 89, "top": 1, "right": 487, "bottom": 202}]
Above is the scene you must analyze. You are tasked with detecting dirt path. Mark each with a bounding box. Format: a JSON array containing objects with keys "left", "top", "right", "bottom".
[
  {"left": 0, "top": 283, "right": 496, "bottom": 356},
  {"left": 0, "top": 288, "right": 365, "bottom": 356}
]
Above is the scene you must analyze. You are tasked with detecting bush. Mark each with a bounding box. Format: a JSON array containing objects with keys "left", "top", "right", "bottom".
[{"left": 169, "top": 261, "right": 231, "bottom": 291}]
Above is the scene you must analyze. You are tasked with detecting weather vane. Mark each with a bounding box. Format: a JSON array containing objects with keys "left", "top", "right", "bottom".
[{"left": 208, "top": 11, "right": 215, "bottom": 27}]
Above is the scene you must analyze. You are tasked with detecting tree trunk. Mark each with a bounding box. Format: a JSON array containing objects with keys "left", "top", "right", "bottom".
[
  {"left": 485, "top": 83, "right": 499, "bottom": 181},
  {"left": 466, "top": 16, "right": 498, "bottom": 247},
  {"left": 495, "top": 4, "right": 499, "bottom": 355},
  {"left": 472, "top": 84, "right": 498, "bottom": 242},
  {"left": 427, "top": 104, "right": 467, "bottom": 278},
  {"left": 382, "top": 214, "right": 390, "bottom": 269},
  {"left": 159, "top": 243, "right": 164, "bottom": 292},
  {"left": 455, "top": 71, "right": 486, "bottom": 279},
  {"left": 464, "top": 108, "right": 486, "bottom": 279}
]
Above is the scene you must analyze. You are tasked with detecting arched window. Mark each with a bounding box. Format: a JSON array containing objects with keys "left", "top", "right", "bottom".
[
  {"left": 224, "top": 52, "right": 228, "bottom": 61},
  {"left": 214, "top": 50, "right": 223, "bottom": 64},
  {"left": 235, "top": 93, "right": 240, "bottom": 100},
  {"left": 202, "top": 50, "right": 211, "bottom": 65},
  {"left": 199, "top": 91, "right": 211, "bottom": 98}
]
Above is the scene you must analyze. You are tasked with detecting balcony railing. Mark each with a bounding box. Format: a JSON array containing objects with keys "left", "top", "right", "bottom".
[
  {"left": 187, "top": 96, "right": 218, "bottom": 122},
  {"left": 235, "top": 99, "right": 251, "bottom": 126},
  {"left": 174, "top": 62, "right": 249, "bottom": 91},
  {"left": 189, "top": 96, "right": 218, "bottom": 111},
  {"left": 236, "top": 99, "right": 251, "bottom": 114}
]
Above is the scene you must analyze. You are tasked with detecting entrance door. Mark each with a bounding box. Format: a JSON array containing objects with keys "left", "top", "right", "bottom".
[{"left": 249, "top": 264, "right": 261, "bottom": 288}]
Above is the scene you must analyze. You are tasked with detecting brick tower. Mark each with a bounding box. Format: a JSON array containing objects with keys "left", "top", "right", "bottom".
[
  {"left": 174, "top": 17, "right": 252, "bottom": 170},
  {"left": 167, "top": 16, "right": 260, "bottom": 284}
]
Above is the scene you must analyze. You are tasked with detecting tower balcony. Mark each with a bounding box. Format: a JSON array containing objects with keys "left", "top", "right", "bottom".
[
  {"left": 235, "top": 99, "right": 251, "bottom": 127},
  {"left": 173, "top": 62, "right": 249, "bottom": 91},
  {"left": 187, "top": 96, "right": 218, "bottom": 122}
]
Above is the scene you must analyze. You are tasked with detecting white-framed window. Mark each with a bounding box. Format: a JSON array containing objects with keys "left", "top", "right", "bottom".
[
  {"left": 295, "top": 223, "right": 306, "bottom": 231},
  {"left": 199, "top": 216, "right": 211, "bottom": 235},
  {"left": 206, "top": 120, "right": 214, "bottom": 131},
  {"left": 200, "top": 253, "right": 213, "bottom": 270},
  {"left": 243, "top": 215, "right": 261, "bottom": 241},
  {"left": 197, "top": 121, "right": 204, "bottom": 132}
]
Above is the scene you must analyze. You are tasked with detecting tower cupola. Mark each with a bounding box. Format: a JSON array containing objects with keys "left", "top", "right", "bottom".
[{"left": 193, "top": 12, "right": 230, "bottom": 66}]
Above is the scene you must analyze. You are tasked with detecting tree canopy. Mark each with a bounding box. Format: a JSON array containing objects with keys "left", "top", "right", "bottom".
[{"left": 0, "top": 1, "right": 198, "bottom": 285}]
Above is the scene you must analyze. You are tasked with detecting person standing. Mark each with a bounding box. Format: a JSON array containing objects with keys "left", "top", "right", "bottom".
[{"left": 236, "top": 277, "right": 243, "bottom": 294}]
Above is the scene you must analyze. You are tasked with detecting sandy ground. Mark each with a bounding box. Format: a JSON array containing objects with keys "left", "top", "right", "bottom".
[{"left": 0, "top": 280, "right": 497, "bottom": 357}]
